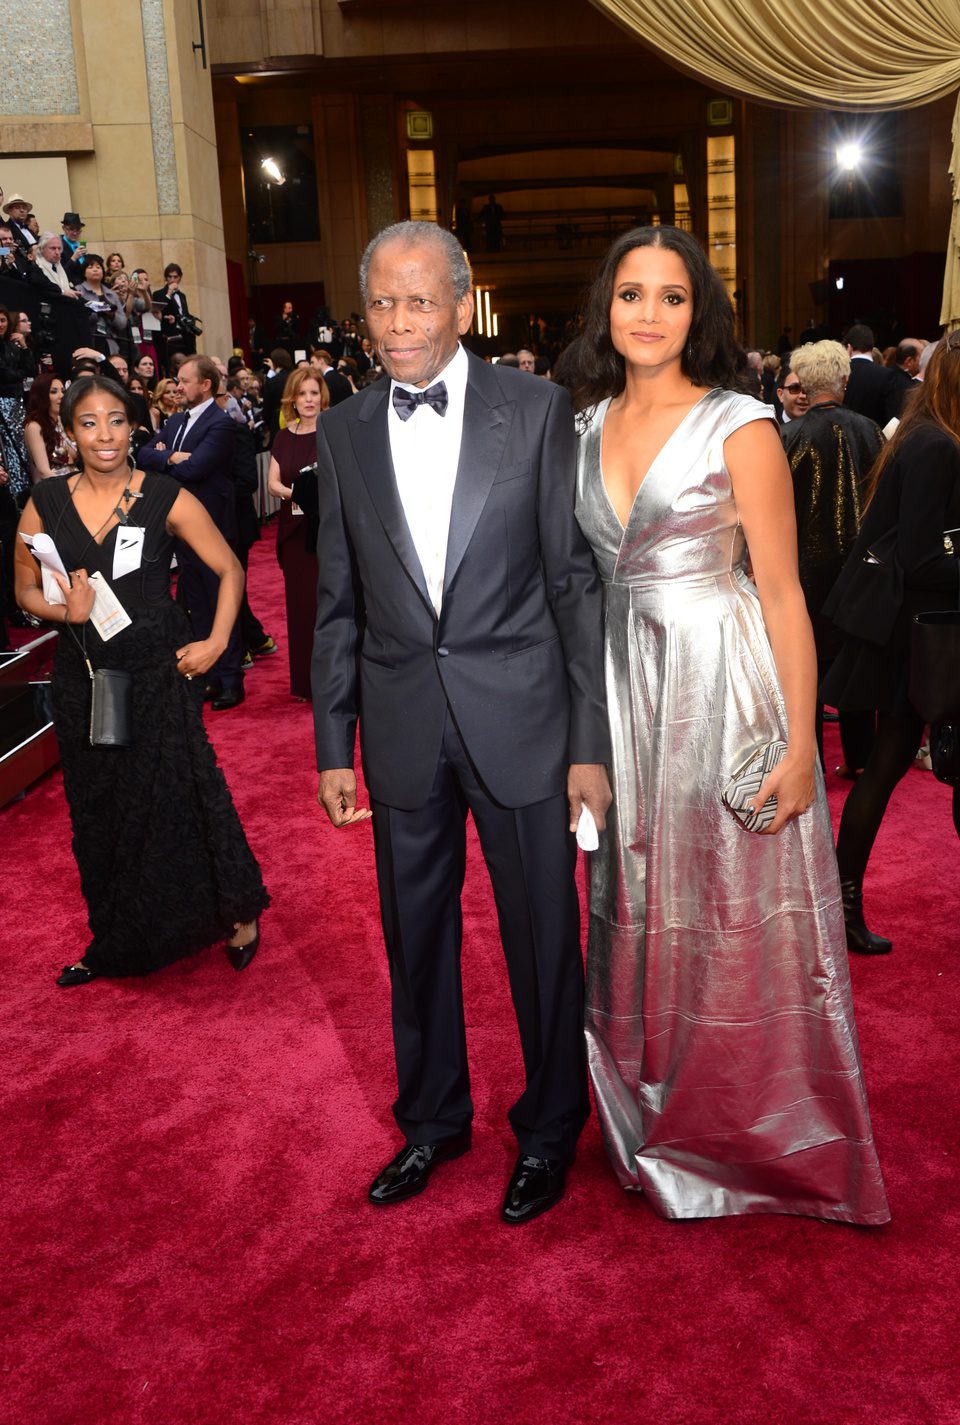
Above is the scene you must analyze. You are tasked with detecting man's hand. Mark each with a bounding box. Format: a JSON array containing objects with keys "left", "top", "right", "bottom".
[
  {"left": 168, "top": 451, "right": 191, "bottom": 465},
  {"left": 567, "top": 763, "right": 612, "bottom": 834},
  {"left": 317, "top": 768, "right": 372, "bottom": 828}
]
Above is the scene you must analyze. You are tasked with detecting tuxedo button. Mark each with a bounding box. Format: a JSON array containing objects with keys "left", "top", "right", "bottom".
[{"left": 437, "top": 646, "right": 449, "bottom": 657}]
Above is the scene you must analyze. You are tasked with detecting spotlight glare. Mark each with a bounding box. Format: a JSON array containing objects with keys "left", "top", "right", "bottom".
[
  {"left": 836, "top": 142, "right": 862, "bottom": 172},
  {"left": 261, "top": 157, "right": 285, "bottom": 186}
]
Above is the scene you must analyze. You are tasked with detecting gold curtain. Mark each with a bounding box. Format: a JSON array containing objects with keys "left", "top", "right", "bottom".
[{"left": 589, "top": 0, "right": 960, "bottom": 324}]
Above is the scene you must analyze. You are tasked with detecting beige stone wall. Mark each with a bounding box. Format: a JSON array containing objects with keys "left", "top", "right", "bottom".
[{"left": 0, "top": 0, "right": 231, "bottom": 355}]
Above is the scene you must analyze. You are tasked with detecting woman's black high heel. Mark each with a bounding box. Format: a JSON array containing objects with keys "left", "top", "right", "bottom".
[
  {"left": 56, "top": 962, "right": 98, "bottom": 987},
  {"left": 226, "top": 922, "right": 260, "bottom": 971}
]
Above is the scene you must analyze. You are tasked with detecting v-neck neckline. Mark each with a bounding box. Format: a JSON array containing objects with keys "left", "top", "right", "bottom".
[
  {"left": 598, "top": 388, "right": 718, "bottom": 532},
  {"left": 67, "top": 473, "right": 147, "bottom": 549}
]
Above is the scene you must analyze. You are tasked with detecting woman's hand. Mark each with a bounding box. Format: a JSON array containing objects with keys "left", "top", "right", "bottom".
[
  {"left": 175, "top": 639, "right": 224, "bottom": 679},
  {"left": 751, "top": 748, "right": 817, "bottom": 835},
  {"left": 54, "top": 568, "right": 95, "bottom": 624}
]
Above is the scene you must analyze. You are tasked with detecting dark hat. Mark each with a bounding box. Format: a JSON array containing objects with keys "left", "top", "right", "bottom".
[{"left": 61, "top": 212, "right": 85, "bottom": 228}]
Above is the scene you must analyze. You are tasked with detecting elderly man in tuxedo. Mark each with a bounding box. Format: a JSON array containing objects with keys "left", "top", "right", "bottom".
[
  {"left": 139, "top": 355, "right": 244, "bottom": 709},
  {"left": 312, "top": 221, "right": 611, "bottom": 1224}
]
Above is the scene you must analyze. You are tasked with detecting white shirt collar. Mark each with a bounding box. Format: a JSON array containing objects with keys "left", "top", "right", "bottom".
[
  {"left": 390, "top": 342, "right": 469, "bottom": 398},
  {"left": 850, "top": 352, "right": 874, "bottom": 362},
  {"left": 185, "top": 396, "right": 215, "bottom": 423}
]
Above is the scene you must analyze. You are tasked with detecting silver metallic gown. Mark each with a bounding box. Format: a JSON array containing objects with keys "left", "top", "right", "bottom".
[{"left": 575, "top": 389, "right": 890, "bottom": 1224}]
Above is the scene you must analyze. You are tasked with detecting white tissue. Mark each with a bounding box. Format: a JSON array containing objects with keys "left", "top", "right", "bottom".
[{"left": 576, "top": 805, "right": 599, "bottom": 851}]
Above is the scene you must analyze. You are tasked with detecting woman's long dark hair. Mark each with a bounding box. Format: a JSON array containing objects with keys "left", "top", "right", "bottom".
[
  {"left": 557, "top": 225, "right": 751, "bottom": 414},
  {"left": 862, "top": 335, "right": 960, "bottom": 509},
  {"left": 24, "top": 373, "right": 62, "bottom": 456}
]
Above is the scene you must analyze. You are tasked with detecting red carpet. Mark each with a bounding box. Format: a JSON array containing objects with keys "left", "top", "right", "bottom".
[{"left": 3, "top": 525, "right": 958, "bottom": 1425}]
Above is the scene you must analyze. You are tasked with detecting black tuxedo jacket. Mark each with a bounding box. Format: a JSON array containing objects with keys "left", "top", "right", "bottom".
[
  {"left": 311, "top": 354, "right": 610, "bottom": 809},
  {"left": 138, "top": 403, "right": 237, "bottom": 541},
  {"left": 844, "top": 357, "right": 895, "bottom": 426}
]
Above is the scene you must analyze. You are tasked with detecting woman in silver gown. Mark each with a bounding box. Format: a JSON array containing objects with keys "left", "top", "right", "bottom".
[{"left": 564, "top": 227, "right": 889, "bottom": 1224}]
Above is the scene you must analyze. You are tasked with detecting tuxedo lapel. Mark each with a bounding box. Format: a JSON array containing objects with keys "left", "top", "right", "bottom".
[
  {"left": 443, "top": 359, "right": 514, "bottom": 593},
  {"left": 349, "top": 383, "right": 434, "bottom": 614}
]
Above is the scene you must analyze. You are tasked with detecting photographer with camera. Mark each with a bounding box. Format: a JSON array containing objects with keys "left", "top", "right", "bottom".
[
  {"left": 75, "top": 253, "right": 128, "bottom": 356},
  {"left": 152, "top": 263, "right": 201, "bottom": 368}
]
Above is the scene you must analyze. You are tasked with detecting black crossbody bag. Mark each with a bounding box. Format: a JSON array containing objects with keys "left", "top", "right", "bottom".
[{"left": 67, "top": 622, "right": 133, "bottom": 747}]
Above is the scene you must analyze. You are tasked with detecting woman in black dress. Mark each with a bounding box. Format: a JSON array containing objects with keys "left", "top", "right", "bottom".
[
  {"left": 14, "top": 376, "right": 269, "bottom": 986},
  {"left": 822, "top": 335, "right": 960, "bottom": 953}
]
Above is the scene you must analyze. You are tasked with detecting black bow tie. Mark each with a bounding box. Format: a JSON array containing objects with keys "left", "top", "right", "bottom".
[{"left": 392, "top": 381, "right": 448, "bottom": 421}]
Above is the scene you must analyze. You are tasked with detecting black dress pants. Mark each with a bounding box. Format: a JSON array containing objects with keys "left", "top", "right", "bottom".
[
  {"left": 176, "top": 541, "right": 242, "bottom": 689},
  {"left": 371, "top": 712, "right": 589, "bottom": 1163}
]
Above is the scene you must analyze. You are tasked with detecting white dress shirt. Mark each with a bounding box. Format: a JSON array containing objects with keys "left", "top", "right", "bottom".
[
  {"left": 174, "top": 395, "right": 215, "bottom": 449},
  {"left": 388, "top": 342, "right": 468, "bottom": 615}
]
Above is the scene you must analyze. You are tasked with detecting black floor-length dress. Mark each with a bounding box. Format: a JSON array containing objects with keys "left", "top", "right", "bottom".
[{"left": 32, "top": 474, "right": 269, "bottom": 976}]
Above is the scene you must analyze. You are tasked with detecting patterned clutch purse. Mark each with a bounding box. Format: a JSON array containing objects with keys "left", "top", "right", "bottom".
[{"left": 722, "top": 740, "right": 787, "bottom": 833}]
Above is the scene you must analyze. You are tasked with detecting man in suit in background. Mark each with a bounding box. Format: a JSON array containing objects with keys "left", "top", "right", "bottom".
[
  {"left": 139, "top": 356, "right": 245, "bottom": 709},
  {"left": 260, "top": 347, "right": 293, "bottom": 438},
  {"left": 312, "top": 221, "right": 611, "bottom": 1225},
  {"left": 309, "top": 347, "right": 354, "bottom": 406},
  {"left": 152, "top": 263, "right": 198, "bottom": 366},
  {"left": 885, "top": 340, "right": 923, "bottom": 419},
  {"left": 843, "top": 323, "right": 896, "bottom": 426}
]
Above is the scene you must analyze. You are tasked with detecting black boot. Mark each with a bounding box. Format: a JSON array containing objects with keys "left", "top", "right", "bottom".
[{"left": 840, "top": 879, "right": 892, "bottom": 955}]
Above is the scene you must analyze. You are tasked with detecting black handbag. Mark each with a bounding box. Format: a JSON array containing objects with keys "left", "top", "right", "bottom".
[
  {"left": 89, "top": 667, "right": 133, "bottom": 747},
  {"left": 824, "top": 525, "right": 903, "bottom": 647},
  {"left": 908, "top": 569, "right": 960, "bottom": 724},
  {"left": 67, "top": 623, "right": 133, "bottom": 747}
]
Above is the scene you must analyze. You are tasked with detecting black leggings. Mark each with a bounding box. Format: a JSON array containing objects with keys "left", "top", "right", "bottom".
[{"left": 835, "top": 707, "right": 926, "bottom": 884}]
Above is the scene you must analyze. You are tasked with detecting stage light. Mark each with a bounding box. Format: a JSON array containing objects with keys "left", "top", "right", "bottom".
[
  {"left": 836, "top": 142, "right": 862, "bottom": 171},
  {"left": 835, "top": 276, "right": 845, "bottom": 291},
  {"left": 261, "top": 157, "right": 285, "bottom": 186}
]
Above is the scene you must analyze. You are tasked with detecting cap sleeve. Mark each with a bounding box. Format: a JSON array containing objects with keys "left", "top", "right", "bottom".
[
  {"left": 142, "top": 472, "right": 183, "bottom": 525},
  {"left": 720, "top": 390, "right": 777, "bottom": 440}
]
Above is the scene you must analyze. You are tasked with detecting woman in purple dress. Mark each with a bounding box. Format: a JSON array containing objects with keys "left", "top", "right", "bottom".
[{"left": 267, "top": 367, "right": 328, "bottom": 699}]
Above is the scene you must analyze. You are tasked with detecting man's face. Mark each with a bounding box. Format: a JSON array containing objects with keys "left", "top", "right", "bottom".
[
  {"left": 165, "top": 270, "right": 181, "bottom": 289},
  {"left": 63, "top": 224, "right": 81, "bottom": 242},
  {"left": 0, "top": 227, "right": 13, "bottom": 250},
  {"left": 176, "top": 361, "right": 209, "bottom": 407},
  {"left": 365, "top": 240, "right": 473, "bottom": 388},
  {"left": 778, "top": 374, "right": 808, "bottom": 421},
  {"left": 111, "top": 356, "right": 129, "bottom": 382},
  {"left": 7, "top": 202, "right": 29, "bottom": 223},
  {"left": 902, "top": 346, "right": 921, "bottom": 376},
  {"left": 18, "top": 313, "right": 31, "bottom": 334},
  {"left": 41, "top": 237, "right": 62, "bottom": 264},
  {"left": 517, "top": 349, "right": 535, "bottom": 373}
]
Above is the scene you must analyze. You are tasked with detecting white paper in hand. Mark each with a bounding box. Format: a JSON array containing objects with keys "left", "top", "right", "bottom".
[
  {"left": 576, "top": 805, "right": 599, "bottom": 851},
  {"left": 20, "top": 531, "right": 68, "bottom": 605}
]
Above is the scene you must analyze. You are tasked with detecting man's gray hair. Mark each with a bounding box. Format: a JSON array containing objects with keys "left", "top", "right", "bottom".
[
  {"left": 38, "top": 231, "right": 59, "bottom": 248},
  {"left": 359, "top": 222, "right": 473, "bottom": 303}
]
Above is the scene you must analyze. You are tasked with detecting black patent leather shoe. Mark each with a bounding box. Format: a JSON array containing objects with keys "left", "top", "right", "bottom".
[
  {"left": 202, "top": 681, "right": 221, "bottom": 702},
  {"left": 501, "top": 1153, "right": 567, "bottom": 1225},
  {"left": 368, "top": 1129, "right": 472, "bottom": 1206},
  {"left": 226, "top": 922, "right": 260, "bottom": 971},
  {"left": 56, "top": 962, "right": 98, "bottom": 987},
  {"left": 211, "top": 686, "right": 245, "bottom": 711}
]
